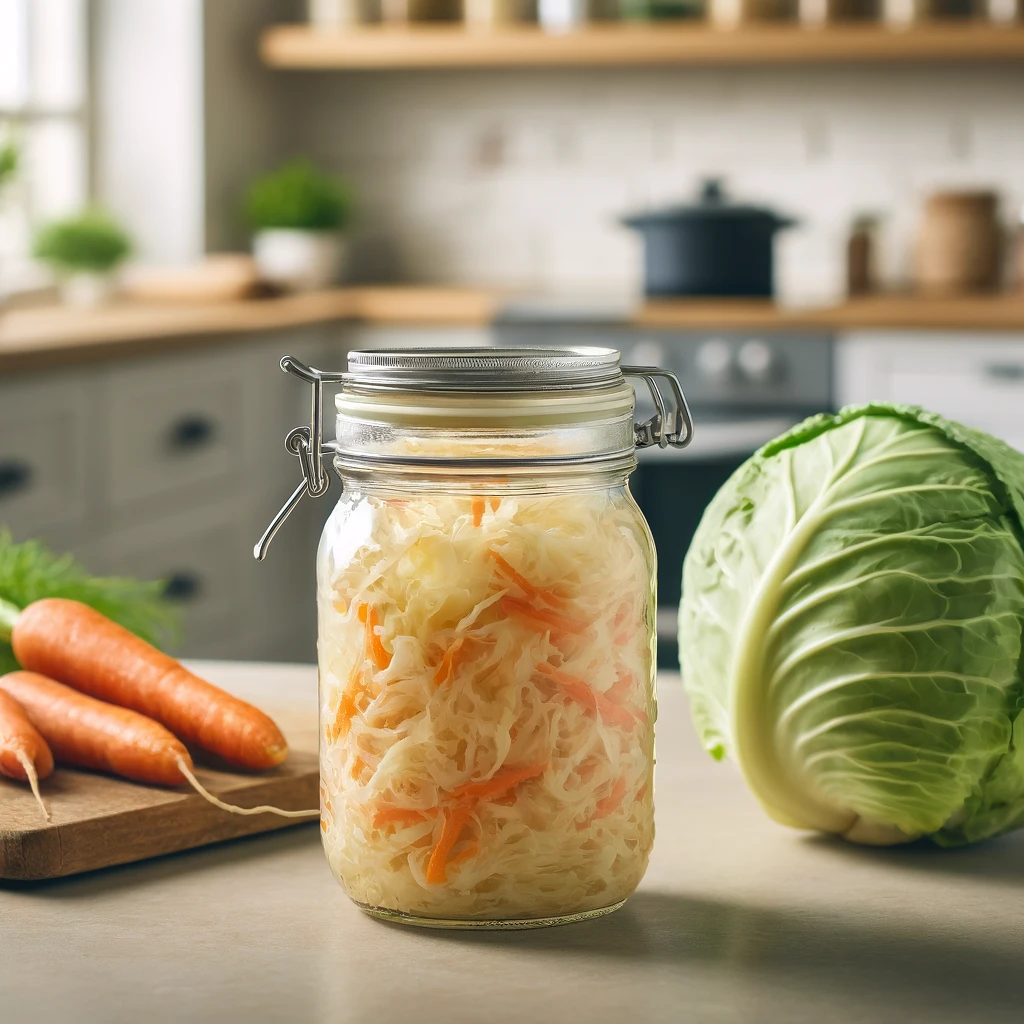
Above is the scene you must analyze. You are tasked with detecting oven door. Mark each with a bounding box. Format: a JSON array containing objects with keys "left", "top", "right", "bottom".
[{"left": 629, "top": 413, "right": 803, "bottom": 668}]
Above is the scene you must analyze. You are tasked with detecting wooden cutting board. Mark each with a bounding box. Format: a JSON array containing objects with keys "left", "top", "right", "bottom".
[{"left": 0, "top": 661, "right": 320, "bottom": 881}]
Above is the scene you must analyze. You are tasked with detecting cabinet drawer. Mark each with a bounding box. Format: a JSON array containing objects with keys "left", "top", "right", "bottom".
[
  {"left": 0, "top": 375, "right": 94, "bottom": 539},
  {"left": 94, "top": 503, "right": 249, "bottom": 656},
  {"left": 101, "top": 350, "right": 247, "bottom": 514}
]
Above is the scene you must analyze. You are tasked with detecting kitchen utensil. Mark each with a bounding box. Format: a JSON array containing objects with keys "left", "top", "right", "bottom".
[
  {"left": 914, "top": 189, "right": 1002, "bottom": 295},
  {"left": 621, "top": 179, "right": 797, "bottom": 298},
  {"left": 0, "top": 678, "right": 317, "bottom": 880}
]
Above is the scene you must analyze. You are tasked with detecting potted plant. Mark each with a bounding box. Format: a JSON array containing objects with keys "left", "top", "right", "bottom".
[
  {"left": 245, "top": 159, "right": 354, "bottom": 292},
  {"left": 33, "top": 209, "right": 132, "bottom": 308}
]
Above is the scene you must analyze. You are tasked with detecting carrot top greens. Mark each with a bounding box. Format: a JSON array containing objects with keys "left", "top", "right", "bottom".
[{"left": 0, "top": 531, "right": 180, "bottom": 675}]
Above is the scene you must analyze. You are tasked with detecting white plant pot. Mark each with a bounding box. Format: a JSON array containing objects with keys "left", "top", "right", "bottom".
[
  {"left": 253, "top": 230, "right": 346, "bottom": 292},
  {"left": 61, "top": 272, "right": 116, "bottom": 308}
]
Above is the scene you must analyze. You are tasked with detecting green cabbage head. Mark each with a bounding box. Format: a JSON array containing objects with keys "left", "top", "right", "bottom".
[{"left": 679, "top": 403, "right": 1024, "bottom": 846}]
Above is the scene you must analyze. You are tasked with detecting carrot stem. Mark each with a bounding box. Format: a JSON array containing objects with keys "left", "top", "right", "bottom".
[
  {"left": 0, "top": 597, "right": 18, "bottom": 644},
  {"left": 15, "top": 749, "right": 50, "bottom": 823},
  {"left": 176, "top": 757, "right": 318, "bottom": 819}
]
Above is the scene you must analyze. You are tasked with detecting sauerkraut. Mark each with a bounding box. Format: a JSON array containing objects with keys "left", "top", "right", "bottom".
[{"left": 317, "top": 485, "right": 656, "bottom": 922}]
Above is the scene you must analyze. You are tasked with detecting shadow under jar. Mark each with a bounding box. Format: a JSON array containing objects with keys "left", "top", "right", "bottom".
[{"left": 256, "top": 347, "right": 692, "bottom": 928}]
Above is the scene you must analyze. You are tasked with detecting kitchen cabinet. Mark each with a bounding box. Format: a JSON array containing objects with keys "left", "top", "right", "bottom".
[
  {"left": 0, "top": 327, "right": 335, "bottom": 662},
  {"left": 836, "top": 332, "right": 1024, "bottom": 451}
]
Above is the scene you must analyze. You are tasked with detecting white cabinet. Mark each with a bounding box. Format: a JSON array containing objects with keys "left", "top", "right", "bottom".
[{"left": 836, "top": 332, "right": 1024, "bottom": 452}]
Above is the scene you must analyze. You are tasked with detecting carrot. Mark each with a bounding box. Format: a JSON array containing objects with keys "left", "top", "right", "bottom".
[
  {"left": 0, "top": 689, "right": 53, "bottom": 821},
  {"left": 433, "top": 636, "right": 466, "bottom": 688},
  {"left": 576, "top": 778, "right": 628, "bottom": 831},
  {"left": 363, "top": 604, "right": 392, "bottom": 671},
  {"left": 9, "top": 598, "right": 287, "bottom": 771},
  {"left": 471, "top": 496, "right": 486, "bottom": 527},
  {"left": 500, "top": 596, "right": 587, "bottom": 636},
  {"left": 1, "top": 670, "right": 191, "bottom": 786},
  {"left": 0, "top": 670, "right": 318, "bottom": 819},
  {"left": 373, "top": 806, "right": 437, "bottom": 829},
  {"left": 326, "top": 668, "right": 369, "bottom": 741},
  {"left": 451, "top": 763, "right": 547, "bottom": 801},
  {"left": 536, "top": 662, "right": 638, "bottom": 730},
  {"left": 449, "top": 839, "right": 480, "bottom": 868},
  {"left": 488, "top": 496, "right": 501, "bottom": 513},
  {"left": 488, "top": 549, "right": 567, "bottom": 609},
  {"left": 427, "top": 801, "right": 475, "bottom": 884}
]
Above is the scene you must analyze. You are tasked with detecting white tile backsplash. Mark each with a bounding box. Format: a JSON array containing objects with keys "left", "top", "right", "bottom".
[{"left": 283, "top": 65, "right": 1024, "bottom": 293}]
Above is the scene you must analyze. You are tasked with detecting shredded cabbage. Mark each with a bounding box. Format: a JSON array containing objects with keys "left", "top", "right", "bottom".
[{"left": 317, "top": 486, "right": 656, "bottom": 921}]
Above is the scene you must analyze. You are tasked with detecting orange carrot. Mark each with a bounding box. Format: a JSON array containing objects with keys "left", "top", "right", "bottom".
[
  {"left": 451, "top": 763, "right": 547, "bottom": 801},
  {"left": 488, "top": 549, "right": 567, "bottom": 609},
  {"left": 427, "top": 801, "right": 475, "bottom": 884},
  {"left": 10, "top": 598, "right": 287, "bottom": 770},
  {"left": 0, "top": 688, "right": 53, "bottom": 820},
  {"left": 536, "top": 662, "right": 639, "bottom": 729},
  {"left": 471, "top": 496, "right": 486, "bottom": 527},
  {"left": 594, "top": 778, "right": 627, "bottom": 819},
  {"left": 363, "top": 605, "right": 392, "bottom": 671},
  {"left": 433, "top": 636, "right": 466, "bottom": 688},
  {"left": 501, "top": 596, "right": 587, "bottom": 635},
  {"left": 0, "top": 670, "right": 191, "bottom": 786},
  {"left": 488, "top": 496, "right": 501, "bottom": 513},
  {"left": 373, "top": 806, "right": 437, "bottom": 829},
  {"left": 449, "top": 839, "right": 480, "bottom": 868}
]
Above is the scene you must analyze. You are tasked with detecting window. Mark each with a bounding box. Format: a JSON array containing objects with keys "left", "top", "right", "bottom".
[{"left": 0, "top": 0, "right": 88, "bottom": 295}]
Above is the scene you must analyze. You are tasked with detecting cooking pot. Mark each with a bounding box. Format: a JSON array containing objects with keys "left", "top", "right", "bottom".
[{"left": 622, "top": 179, "right": 797, "bottom": 298}]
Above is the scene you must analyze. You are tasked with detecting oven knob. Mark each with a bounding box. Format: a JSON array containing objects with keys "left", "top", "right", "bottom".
[
  {"left": 737, "top": 339, "right": 777, "bottom": 382},
  {"left": 630, "top": 339, "right": 666, "bottom": 367},
  {"left": 696, "top": 338, "right": 733, "bottom": 381}
]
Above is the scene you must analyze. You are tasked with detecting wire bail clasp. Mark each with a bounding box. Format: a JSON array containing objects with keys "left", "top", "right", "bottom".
[
  {"left": 253, "top": 356, "right": 347, "bottom": 561},
  {"left": 622, "top": 366, "right": 694, "bottom": 450}
]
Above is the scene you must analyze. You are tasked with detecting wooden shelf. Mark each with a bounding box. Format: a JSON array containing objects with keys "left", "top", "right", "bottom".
[{"left": 261, "top": 23, "right": 1024, "bottom": 70}]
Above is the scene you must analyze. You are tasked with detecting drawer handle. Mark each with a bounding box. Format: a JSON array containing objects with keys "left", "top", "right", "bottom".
[
  {"left": 983, "top": 363, "right": 1024, "bottom": 382},
  {"left": 163, "top": 572, "right": 202, "bottom": 603},
  {"left": 0, "top": 460, "right": 33, "bottom": 499},
  {"left": 169, "top": 416, "right": 217, "bottom": 450}
]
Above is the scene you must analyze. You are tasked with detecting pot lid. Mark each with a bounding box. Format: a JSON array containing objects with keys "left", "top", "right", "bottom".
[{"left": 622, "top": 178, "right": 796, "bottom": 228}]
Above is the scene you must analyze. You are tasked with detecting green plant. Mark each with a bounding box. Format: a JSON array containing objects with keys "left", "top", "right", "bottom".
[
  {"left": 244, "top": 159, "right": 353, "bottom": 233},
  {"left": 0, "top": 139, "right": 18, "bottom": 191},
  {"left": 33, "top": 209, "right": 132, "bottom": 273},
  {"left": 0, "top": 531, "right": 180, "bottom": 676},
  {"left": 679, "top": 403, "right": 1024, "bottom": 847}
]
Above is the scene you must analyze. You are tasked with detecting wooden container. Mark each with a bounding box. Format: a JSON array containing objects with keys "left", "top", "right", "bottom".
[{"left": 914, "top": 189, "right": 1002, "bottom": 295}]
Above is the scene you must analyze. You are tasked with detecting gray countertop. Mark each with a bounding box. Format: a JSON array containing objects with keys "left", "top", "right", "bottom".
[{"left": 2, "top": 662, "right": 1023, "bottom": 1024}]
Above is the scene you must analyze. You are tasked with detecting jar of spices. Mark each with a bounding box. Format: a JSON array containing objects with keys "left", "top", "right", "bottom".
[{"left": 256, "top": 347, "right": 692, "bottom": 928}]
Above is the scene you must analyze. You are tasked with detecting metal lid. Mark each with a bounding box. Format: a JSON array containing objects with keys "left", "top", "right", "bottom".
[{"left": 346, "top": 346, "right": 623, "bottom": 392}]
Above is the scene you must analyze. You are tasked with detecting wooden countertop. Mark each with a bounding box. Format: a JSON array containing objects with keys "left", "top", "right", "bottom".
[
  {"left": 4, "top": 288, "right": 1024, "bottom": 375},
  {"left": 2, "top": 661, "right": 1021, "bottom": 1024}
]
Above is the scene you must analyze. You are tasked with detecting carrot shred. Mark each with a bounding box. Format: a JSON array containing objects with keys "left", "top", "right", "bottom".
[
  {"left": 350, "top": 755, "right": 369, "bottom": 780},
  {"left": 373, "top": 806, "right": 436, "bottom": 829},
  {"left": 636, "top": 783, "right": 649, "bottom": 802},
  {"left": 364, "top": 605, "right": 392, "bottom": 670},
  {"left": 595, "top": 778, "right": 628, "bottom": 819},
  {"left": 488, "top": 549, "right": 567, "bottom": 609},
  {"left": 471, "top": 496, "right": 485, "bottom": 527},
  {"left": 427, "top": 801, "right": 474, "bottom": 884},
  {"left": 449, "top": 839, "right": 480, "bottom": 868},
  {"left": 605, "top": 671, "right": 635, "bottom": 705},
  {"left": 451, "top": 763, "right": 547, "bottom": 801},
  {"left": 488, "top": 496, "right": 501, "bottom": 513},
  {"left": 501, "top": 596, "right": 587, "bottom": 635},
  {"left": 433, "top": 636, "right": 466, "bottom": 688},
  {"left": 536, "top": 662, "right": 638, "bottom": 729},
  {"left": 357, "top": 604, "right": 369, "bottom": 624}
]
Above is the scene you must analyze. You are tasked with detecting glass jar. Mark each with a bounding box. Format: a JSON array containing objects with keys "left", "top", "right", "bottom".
[{"left": 256, "top": 347, "right": 692, "bottom": 929}]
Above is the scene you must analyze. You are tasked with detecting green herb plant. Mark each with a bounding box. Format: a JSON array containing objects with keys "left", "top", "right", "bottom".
[
  {"left": 680, "top": 403, "right": 1024, "bottom": 847},
  {"left": 0, "top": 139, "right": 18, "bottom": 192},
  {"left": 0, "top": 531, "right": 180, "bottom": 675},
  {"left": 33, "top": 209, "right": 132, "bottom": 274},
  {"left": 245, "top": 159, "right": 353, "bottom": 233}
]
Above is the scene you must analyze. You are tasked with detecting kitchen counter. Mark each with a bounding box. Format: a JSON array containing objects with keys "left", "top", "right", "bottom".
[
  {"left": 4, "top": 288, "right": 1024, "bottom": 374},
  {"left": 2, "top": 661, "right": 1022, "bottom": 1024}
]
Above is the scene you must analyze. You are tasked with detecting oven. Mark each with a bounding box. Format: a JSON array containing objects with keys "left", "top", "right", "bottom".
[{"left": 493, "top": 321, "right": 835, "bottom": 667}]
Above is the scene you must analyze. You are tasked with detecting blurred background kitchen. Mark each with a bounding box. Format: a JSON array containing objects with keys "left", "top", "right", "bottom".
[{"left": 2, "top": 0, "right": 1023, "bottom": 666}]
